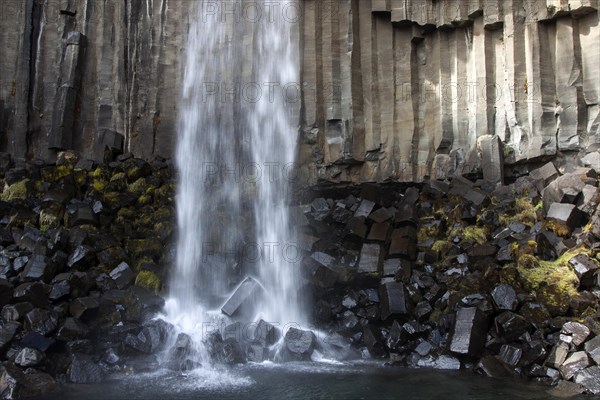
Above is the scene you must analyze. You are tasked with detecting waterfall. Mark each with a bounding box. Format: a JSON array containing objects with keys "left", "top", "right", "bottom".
[{"left": 166, "top": 0, "right": 303, "bottom": 357}]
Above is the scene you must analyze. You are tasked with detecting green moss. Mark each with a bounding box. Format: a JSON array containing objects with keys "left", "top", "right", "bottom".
[
  {"left": 134, "top": 257, "right": 154, "bottom": 271},
  {"left": 543, "top": 219, "right": 571, "bottom": 237},
  {"left": 449, "top": 225, "right": 487, "bottom": 245},
  {"left": 418, "top": 225, "right": 438, "bottom": 242},
  {"left": 517, "top": 249, "right": 584, "bottom": 301},
  {"left": 127, "top": 177, "right": 147, "bottom": 195},
  {"left": 137, "top": 194, "right": 152, "bottom": 206},
  {"left": 432, "top": 240, "right": 452, "bottom": 254},
  {"left": 135, "top": 270, "right": 161, "bottom": 293},
  {"left": 1, "top": 179, "right": 31, "bottom": 201},
  {"left": 499, "top": 197, "right": 538, "bottom": 227},
  {"left": 93, "top": 179, "right": 107, "bottom": 192}
]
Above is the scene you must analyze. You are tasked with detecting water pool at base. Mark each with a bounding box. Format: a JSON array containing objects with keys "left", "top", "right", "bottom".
[{"left": 36, "top": 362, "right": 583, "bottom": 400}]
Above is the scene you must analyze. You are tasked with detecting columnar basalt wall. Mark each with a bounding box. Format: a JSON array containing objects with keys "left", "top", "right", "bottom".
[
  {"left": 0, "top": 0, "right": 188, "bottom": 161},
  {"left": 0, "top": 1, "right": 598, "bottom": 184},
  {"left": 298, "top": 0, "right": 600, "bottom": 184}
]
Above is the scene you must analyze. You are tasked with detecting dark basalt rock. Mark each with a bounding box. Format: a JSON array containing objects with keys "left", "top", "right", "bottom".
[
  {"left": 568, "top": 254, "right": 599, "bottom": 288},
  {"left": 69, "top": 296, "right": 100, "bottom": 321},
  {"left": 363, "top": 324, "right": 387, "bottom": 358},
  {"left": 67, "top": 245, "right": 96, "bottom": 270},
  {"left": 379, "top": 282, "right": 411, "bottom": 320},
  {"left": 0, "top": 322, "right": 21, "bottom": 351},
  {"left": 24, "top": 308, "right": 59, "bottom": 336},
  {"left": 491, "top": 284, "right": 518, "bottom": 311},
  {"left": 498, "top": 344, "right": 522, "bottom": 366},
  {"left": 1, "top": 302, "right": 34, "bottom": 322},
  {"left": 0, "top": 364, "right": 57, "bottom": 399},
  {"left": 449, "top": 307, "right": 487, "bottom": 358},
  {"left": 221, "top": 277, "right": 263, "bottom": 317},
  {"left": 282, "top": 327, "right": 316, "bottom": 361},
  {"left": 15, "top": 347, "right": 44, "bottom": 367},
  {"left": 49, "top": 279, "right": 71, "bottom": 301},
  {"left": 494, "top": 311, "right": 530, "bottom": 342},
  {"left": 56, "top": 317, "right": 90, "bottom": 341},
  {"left": 22, "top": 331, "right": 56, "bottom": 352},
  {"left": 21, "top": 254, "right": 54, "bottom": 282},
  {"left": 475, "top": 355, "right": 512, "bottom": 378},
  {"left": 109, "top": 262, "right": 136, "bottom": 289},
  {"left": 252, "top": 319, "right": 280, "bottom": 347},
  {"left": 68, "top": 353, "right": 105, "bottom": 383},
  {"left": 560, "top": 322, "right": 590, "bottom": 346},
  {"left": 358, "top": 243, "right": 381, "bottom": 273},
  {"left": 574, "top": 366, "right": 600, "bottom": 395},
  {"left": 560, "top": 351, "right": 591, "bottom": 380},
  {"left": 12, "top": 282, "right": 48, "bottom": 308},
  {"left": 204, "top": 330, "right": 245, "bottom": 364}
]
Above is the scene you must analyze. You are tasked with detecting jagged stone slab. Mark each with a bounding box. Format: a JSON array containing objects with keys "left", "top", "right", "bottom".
[
  {"left": 379, "top": 282, "right": 410, "bottom": 320},
  {"left": 449, "top": 307, "right": 487, "bottom": 358},
  {"left": 358, "top": 244, "right": 381, "bottom": 273},
  {"left": 568, "top": 254, "right": 599, "bottom": 288},
  {"left": 221, "top": 277, "right": 263, "bottom": 317}
]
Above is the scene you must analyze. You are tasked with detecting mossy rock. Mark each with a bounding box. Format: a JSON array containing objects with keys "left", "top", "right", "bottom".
[
  {"left": 517, "top": 249, "right": 584, "bottom": 315},
  {"left": 135, "top": 270, "right": 161, "bottom": 294},
  {"left": 39, "top": 201, "right": 65, "bottom": 229},
  {"left": 116, "top": 207, "right": 135, "bottom": 224},
  {"left": 498, "top": 197, "right": 539, "bottom": 228},
  {"left": 127, "top": 177, "right": 148, "bottom": 195},
  {"left": 91, "top": 166, "right": 112, "bottom": 192},
  {"left": 125, "top": 159, "right": 152, "bottom": 182},
  {"left": 1, "top": 179, "right": 32, "bottom": 201},
  {"left": 41, "top": 164, "right": 74, "bottom": 183},
  {"left": 543, "top": 219, "right": 572, "bottom": 237},
  {"left": 127, "top": 238, "right": 164, "bottom": 261},
  {"left": 432, "top": 240, "right": 452, "bottom": 255},
  {"left": 107, "top": 172, "right": 127, "bottom": 192}
]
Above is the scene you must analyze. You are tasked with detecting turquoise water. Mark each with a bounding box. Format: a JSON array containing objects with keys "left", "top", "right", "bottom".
[{"left": 37, "top": 362, "right": 581, "bottom": 400}]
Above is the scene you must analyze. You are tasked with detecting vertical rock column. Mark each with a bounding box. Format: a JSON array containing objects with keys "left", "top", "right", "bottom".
[{"left": 49, "top": 32, "right": 85, "bottom": 150}]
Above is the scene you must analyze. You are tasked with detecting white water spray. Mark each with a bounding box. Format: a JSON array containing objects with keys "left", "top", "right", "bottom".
[{"left": 167, "top": 0, "right": 303, "bottom": 355}]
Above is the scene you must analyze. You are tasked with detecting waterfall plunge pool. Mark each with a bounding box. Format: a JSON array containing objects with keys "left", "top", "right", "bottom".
[{"left": 36, "top": 361, "right": 581, "bottom": 400}]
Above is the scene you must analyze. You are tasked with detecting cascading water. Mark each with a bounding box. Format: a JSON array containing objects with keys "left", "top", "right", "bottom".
[{"left": 165, "top": 0, "right": 304, "bottom": 363}]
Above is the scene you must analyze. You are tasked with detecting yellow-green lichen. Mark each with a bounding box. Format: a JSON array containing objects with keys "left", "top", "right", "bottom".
[
  {"left": 135, "top": 270, "right": 161, "bottom": 293},
  {"left": 1, "top": 179, "right": 31, "bottom": 201}
]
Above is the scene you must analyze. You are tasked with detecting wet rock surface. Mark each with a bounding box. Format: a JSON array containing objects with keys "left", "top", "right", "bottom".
[{"left": 2, "top": 152, "right": 600, "bottom": 397}]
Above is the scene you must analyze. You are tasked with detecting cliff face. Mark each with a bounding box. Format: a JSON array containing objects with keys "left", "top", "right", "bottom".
[
  {"left": 0, "top": 0, "right": 599, "bottom": 183},
  {"left": 298, "top": 0, "right": 600, "bottom": 183},
  {"left": 0, "top": 0, "right": 187, "bottom": 161}
]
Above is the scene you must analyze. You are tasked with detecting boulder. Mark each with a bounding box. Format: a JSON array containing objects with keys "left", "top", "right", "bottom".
[
  {"left": 584, "top": 336, "right": 600, "bottom": 364},
  {"left": 67, "top": 245, "right": 96, "bottom": 270},
  {"left": 368, "top": 207, "right": 393, "bottom": 223},
  {"left": 545, "top": 342, "right": 570, "bottom": 369},
  {"left": 529, "top": 162, "right": 559, "bottom": 190},
  {"left": 56, "top": 317, "right": 90, "bottom": 341},
  {"left": 449, "top": 307, "right": 488, "bottom": 358},
  {"left": 12, "top": 282, "right": 48, "bottom": 308},
  {"left": 561, "top": 322, "right": 591, "bottom": 346},
  {"left": 21, "top": 255, "right": 54, "bottom": 282},
  {"left": 494, "top": 311, "right": 530, "bottom": 342},
  {"left": 379, "top": 282, "right": 411, "bottom": 320},
  {"left": 221, "top": 277, "right": 263, "bottom": 317},
  {"left": 22, "top": 331, "right": 56, "bottom": 352},
  {"left": 367, "top": 222, "right": 391, "bottom": 242},
  {"left": 49, "top": 279, "right": 71, "bottom": 301},
  {"left": 0, "top": 364, "right": 56, "bottom": 399},
  {"left": 568, "top": 254, "right": 599, "bottom": 288},
  {"left": 15, "top": 347, "right": 44, "bottom": 367},
  {"left": 24, "top": 308, "right": 58, "bottom": 336},
  {"left": 475, "top": 355, "right": 511, "bottom": 378},
  {"left": 310, "top": 198, "right": 330, "bottom": 221},
  {"left": 491, "top": 284, "right": 518, "bottom": 311},
  {"left": 560, "top": 351, "right": 591, "bottom": 380},
  {"left": 498, "top": 344, "right": 522, "bottom": 366},
  {"left": 69, "top": 297, "right": 100, "bottom": 321},
  {"left": 362, "top": 324, "right": 387, "bottom": 358},
  {"left": 1, "top": 302, "right": 34, "bottom": 322},
  {"left": 388, "top": 226, "right": 417, "bottom": 260},
  {"left": 0, "top": 322, "right": 20, "bottom": 351},
  {"left": 68, "top": 353, "right": 105, "bottom": 383},
  {"left": 282, "top": 328, "right": 316, "bottom": 361},
  {"left": 354, "top": 200, "right": 376, "bottom": 218},
  {"left": 252, "top": 319, "right": 280, "bottom": 346},
  {"left": 545, "top": 203, "right": 582, "bottom": 235},
  {"left": 358, "top": 244, "right": 381, "bottom": 274},
  {"left": 574, "top": 366, "right": 600, "bottom": 395}
]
